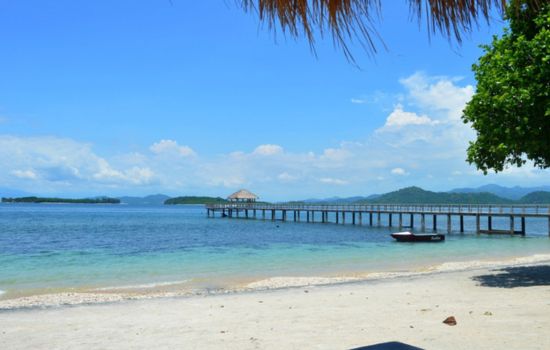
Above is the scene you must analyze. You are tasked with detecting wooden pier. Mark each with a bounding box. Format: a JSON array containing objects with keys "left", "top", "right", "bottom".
[{"left": 206, "top": 203, "right": 550, "bottom": 236}]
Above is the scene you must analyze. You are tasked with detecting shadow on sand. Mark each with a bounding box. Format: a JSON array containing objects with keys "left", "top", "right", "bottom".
[
  {"left": 350, "top": 342, "right": 423, "bottom": 350},
  {"left": 472, "top": 265, "right": 550, "bottom": 288}
]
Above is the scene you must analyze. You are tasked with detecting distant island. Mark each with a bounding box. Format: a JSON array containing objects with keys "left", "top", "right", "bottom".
[
  {"left": 164, "top": 196, "right": 228, "bottom": 205},
  {"left": 3, "top": 185, "right": 548, "bottom": 206},
  {"left": 1, "top": 196, "right": 120, "bottom": 204},
  {"left": 118, "top": 194, "right": 170, "bottom": 205}
]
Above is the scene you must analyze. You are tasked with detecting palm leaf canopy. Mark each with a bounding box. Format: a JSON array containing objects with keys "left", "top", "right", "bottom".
[{"left": 240, "top": 0, "right": 543, "bottom": 60}]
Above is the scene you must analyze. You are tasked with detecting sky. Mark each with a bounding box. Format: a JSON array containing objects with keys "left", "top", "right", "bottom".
[{"left": 0, "top": 1, "right": 548, "bottom": 200}]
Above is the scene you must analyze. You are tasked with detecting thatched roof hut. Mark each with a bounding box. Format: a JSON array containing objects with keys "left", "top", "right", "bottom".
[
  {"left": 227, "top": 189, "right": 259, "bottom": 202},
  {"left": 240, "top": 0, "right": 536, "bottom": 61}
]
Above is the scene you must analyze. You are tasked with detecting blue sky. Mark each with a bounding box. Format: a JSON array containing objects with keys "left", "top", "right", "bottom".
[{"left": 0, "top": 1, "right": 548, "bottom": 200}]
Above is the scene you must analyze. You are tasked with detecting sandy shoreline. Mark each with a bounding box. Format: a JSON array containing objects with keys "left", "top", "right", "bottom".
[
  {"left": 2, "top": 259, "right": 550, "bottom": 349},
  {"left": 2, "top": 253, "right": 550, "bottom": 311}
]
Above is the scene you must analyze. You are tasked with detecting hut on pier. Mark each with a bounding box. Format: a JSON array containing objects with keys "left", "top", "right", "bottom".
[{"left": 227, "top": 189, "right": 259, "bottom": 203}]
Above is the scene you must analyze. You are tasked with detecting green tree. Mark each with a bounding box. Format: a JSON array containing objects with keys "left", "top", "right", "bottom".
[{"left": 462, "top": 2, "right": 549, "bottom": 173}]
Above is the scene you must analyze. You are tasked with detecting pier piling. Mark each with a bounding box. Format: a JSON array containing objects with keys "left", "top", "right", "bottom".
[
  {"left": 206, "top": 203, "right": 549, "bottom": 236},
  {"left": 399, "top": 213, "right": 403, "bottom": 229},
  {"left": 421, "top": 214, "right": 425, "bottom": 231}
]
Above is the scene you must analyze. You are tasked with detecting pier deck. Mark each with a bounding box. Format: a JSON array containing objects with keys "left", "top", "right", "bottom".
[{"left": 206, "top": 203, "right": 550, "bottom": 236}]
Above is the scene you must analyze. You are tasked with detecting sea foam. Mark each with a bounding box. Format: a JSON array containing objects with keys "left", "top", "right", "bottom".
[
  {"left": 245, "top": 254, "right": 550, "bottom": 290},
  {"left": 93, "top": 280, "right": 189, "bottom": 291}
]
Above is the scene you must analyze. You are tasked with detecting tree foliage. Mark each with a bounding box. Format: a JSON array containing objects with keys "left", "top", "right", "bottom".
[
  {"left": 164, "top": 196, "right": 228, "bottom": 205},
  {"left": 1, "top": 196, "right": 120, "bottom": 204},
  {"left": 462, "top": 1, "right": 550, "bottom": 173}
]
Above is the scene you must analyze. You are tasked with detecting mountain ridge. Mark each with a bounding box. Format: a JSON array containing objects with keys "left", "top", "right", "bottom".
[
  {"left": 450, "top": 184, "right": 550, "bottom": 200},
  {"left": 298, "top": 187, "right": 550, "bottom": 205}
]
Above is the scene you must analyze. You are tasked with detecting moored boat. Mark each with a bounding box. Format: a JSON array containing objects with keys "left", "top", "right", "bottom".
[{"left": 390, "top": 231, "right": 445, "bottom": 242}]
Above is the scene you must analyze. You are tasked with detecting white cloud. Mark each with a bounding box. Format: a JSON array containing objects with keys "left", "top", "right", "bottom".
[
  {"left": 400, "top": 72, "right": 474, "bottom": 120},
  {"left": 11, "top": 169, "right": 37, "bottom": 179},
  {"left": 391, "top": 168, "right": 409, "bottom": 176},
  {"left": 253, "top": 144, "right": 283, "bottom": 156},
  {"left": 204, "top": 174, "right": 246, "bottom": 188},
  {"left": 93, "top": 158, "right": 125, "bottom": 181},
  {"left": 320, "top": 147, "right": 351, "bottom": 162},
  {"left": 0, "top": 135, "right": 156, "bottom": 191},
  {"left": 278, "top": 172, "right": 299, "bottom": 182},
  {"left": 350, "top": 91, "right": 390, "bottom": 105},
  {"left": 150, "top": 139, "right": 196, "bottom": 157},
  {"left": 124, "top": 167, "right": 155, "bottom": 184},
  {"left": 382, "top": 104, "right": 438, "bottom": 129},
  {"left": 319, "top": 177, "right": 348, "bottom": 185},
  {"left": 2, "top": 73, "right": 547, "bottom": 199}
]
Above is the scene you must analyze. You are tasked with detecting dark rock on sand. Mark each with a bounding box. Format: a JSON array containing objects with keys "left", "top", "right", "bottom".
[{"left": 443, "top": 316, "right": 457, "bottom": 326}]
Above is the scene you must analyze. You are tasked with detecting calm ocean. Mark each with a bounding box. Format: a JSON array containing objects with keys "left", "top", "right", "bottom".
[{"left": 1, "top": 203, "right": 549, "bottom": 299}]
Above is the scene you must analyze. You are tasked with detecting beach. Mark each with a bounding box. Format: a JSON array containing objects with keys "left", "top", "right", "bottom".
[
  {"left": 2, "top": 0, "right": 549, "bottom": 348},
  {"left": 2, "top": 261, "right": 550, "bottom": 349},
  {"left": 2, "top": 204, "right": 550, "bottom": 349}
]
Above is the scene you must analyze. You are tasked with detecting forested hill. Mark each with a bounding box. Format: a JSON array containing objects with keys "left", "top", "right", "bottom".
[
  {"left": 164, "top": 196, "right": 228, "bottom": 205},
  {"left": 517, "top": 191, "right": 550, "bottom": 204},
  {"left": 118, "top": 194, "right": 170, "bottom": 205},
  {"left": 356, "top": 187, "right": 549, "bottom": 205},
  {"left": 1, "top": 196, "right": 120, "bottom": 204}
]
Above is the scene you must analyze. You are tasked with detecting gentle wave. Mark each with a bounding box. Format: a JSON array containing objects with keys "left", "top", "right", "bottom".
[
  {"left": 245, "top": 254, "right": 550, "bottom": 290},
  {"left": 0, "top": 290, "right": 5, "bottom": 296},
  {"left": 429, "top": 253, "right": 550, "bottom": 273},
  {"left": 2, "top": 254, "right": 550, "bottom": 310},
  {"left": 93, "top": 280, "right": 189, "bottom": 291}
]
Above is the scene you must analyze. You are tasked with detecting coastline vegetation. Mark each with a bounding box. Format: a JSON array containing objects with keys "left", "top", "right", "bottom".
[
  {"left": 1, "top": 196, "right": 121, "bottom": 204},
  {"left": 164, "top": 196, "right": 228, "bottom": 205},
  {"left": 4, "top": 187, "right": 548, "bottom": 206}
]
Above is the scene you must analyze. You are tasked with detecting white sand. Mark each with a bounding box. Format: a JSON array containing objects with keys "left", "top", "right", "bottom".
[{"left": 2, "top": 263, "right": 550, "bottom": 349}]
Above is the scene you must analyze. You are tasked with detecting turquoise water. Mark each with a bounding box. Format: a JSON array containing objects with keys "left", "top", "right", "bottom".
[{"left": 1, "top": 204, "right": 549, "bottom": 298}]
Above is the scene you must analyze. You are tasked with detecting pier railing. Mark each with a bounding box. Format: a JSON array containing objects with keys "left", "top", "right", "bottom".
[
  {"left": 206, "top": 203, "right": 550, "bottom": 216},
  {"left": 206, "top": 202, "right": 550, "bottom": 235}
]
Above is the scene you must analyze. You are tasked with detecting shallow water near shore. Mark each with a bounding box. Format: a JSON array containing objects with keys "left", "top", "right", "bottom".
[{"left": 1, "top": 203, "right": 549, "bottom": 301}]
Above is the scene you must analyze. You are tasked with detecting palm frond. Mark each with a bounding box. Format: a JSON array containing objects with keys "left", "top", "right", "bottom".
[{"left": 240, "top": 0, "right": 544, "bottom": 60}]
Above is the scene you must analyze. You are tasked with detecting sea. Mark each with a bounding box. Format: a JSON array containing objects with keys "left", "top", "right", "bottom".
[{"left": 1, "top": 203, "right": 550, "bottom": 303}]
